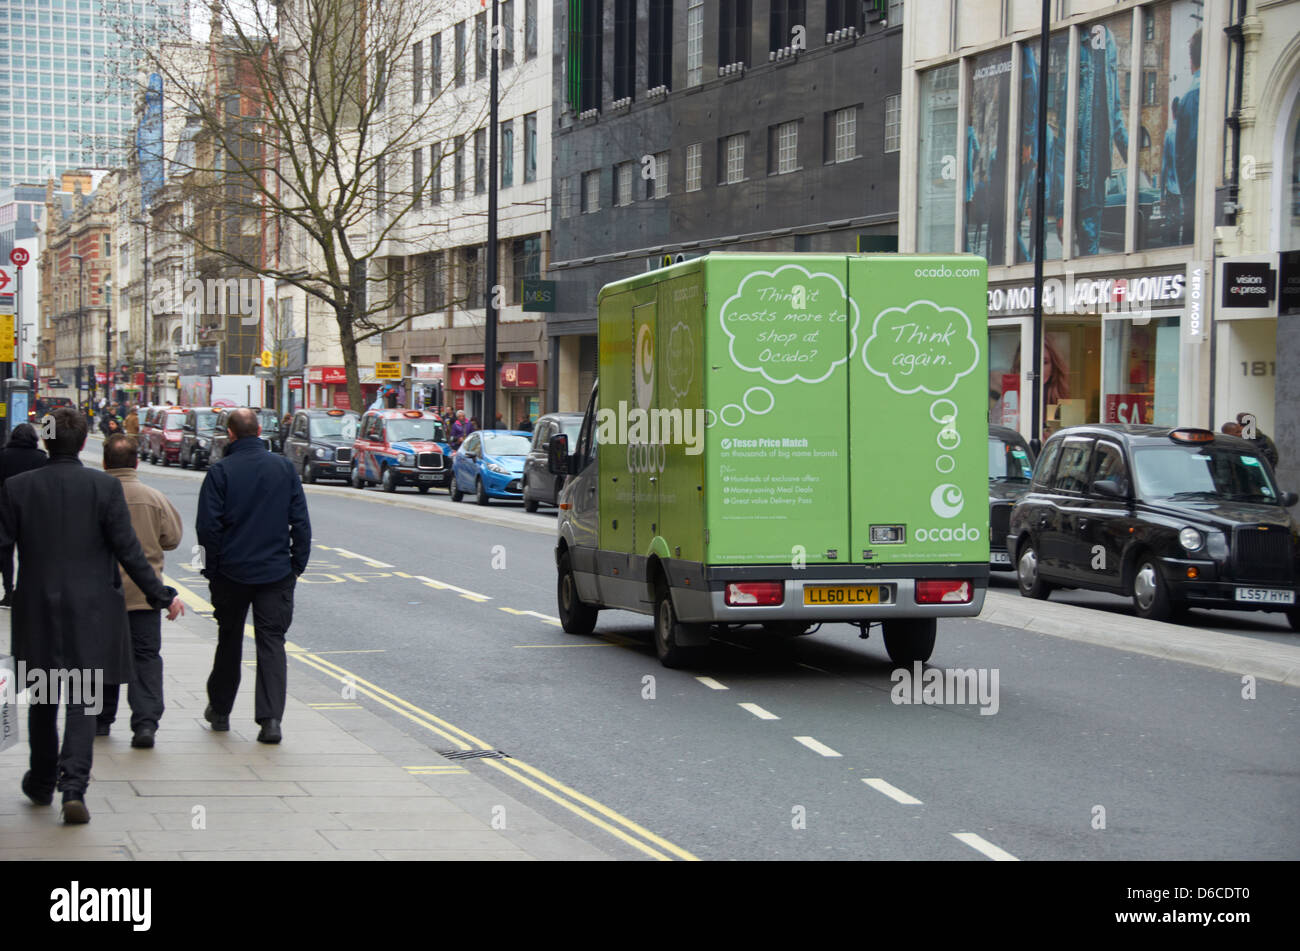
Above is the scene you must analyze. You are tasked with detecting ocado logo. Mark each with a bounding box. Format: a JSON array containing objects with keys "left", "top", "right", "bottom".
[
  {"left": 635, "top": 322, "right": 655, "bottom": 408},
  {"left": 929, "top": 483, "right": 964, "bottom": 519},
  {"left": 914, "top": 523, "right": 982, "bottom": 542}
]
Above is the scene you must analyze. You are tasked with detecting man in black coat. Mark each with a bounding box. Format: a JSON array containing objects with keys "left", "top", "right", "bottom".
[
  {"left": 0, "top": 423, "right": 48, "bottom": 606},
  {"left": 197, "top": 407, "right": 310, "bottom": 744},
  {"left": 0, "top": 408, "right": 184, "bottom": 823}
]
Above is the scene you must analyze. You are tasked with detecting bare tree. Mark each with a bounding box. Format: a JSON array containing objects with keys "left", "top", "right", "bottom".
[{"left": 119, "top": 0, "right": 491, "bottom": 411}]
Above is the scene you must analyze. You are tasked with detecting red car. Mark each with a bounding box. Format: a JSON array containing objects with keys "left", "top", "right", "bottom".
[{"left": 143, "top": 406, "right": 187, "bottom": 466}]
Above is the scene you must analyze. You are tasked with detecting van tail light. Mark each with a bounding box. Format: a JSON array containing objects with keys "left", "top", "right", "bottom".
[
  {"left": 725, "top": 582, "right": 784, "bottom": 606},
  {"left": 916, "top": 580, "right": 972, "bottom": 604}
]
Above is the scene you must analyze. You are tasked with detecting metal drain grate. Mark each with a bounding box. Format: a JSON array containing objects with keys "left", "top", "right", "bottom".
[{"left": 437, "top": 749, "right": 512, "bottom": 760}]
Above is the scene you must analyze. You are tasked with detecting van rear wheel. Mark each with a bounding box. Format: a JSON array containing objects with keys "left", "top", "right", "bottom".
[
  {"left": 882, "top": 618, "right": 937, "bottom": 667},
  {"left": 654, "top": 584, "right": 706, "bottom": 669},
  {"left": 557, "top": 551, "right": 598, "bottom": 636}
]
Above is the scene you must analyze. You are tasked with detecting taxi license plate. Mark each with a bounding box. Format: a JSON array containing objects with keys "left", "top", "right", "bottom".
[
  {"left": 1234, "top": 587, "right": 1295, "bottom": 605},
  {"left": 803, "top": 585, "right": 881, "bottom": 606},
  {"left": 419, "top": 473, "right": 436, "bottom": 481},
  {"left": 990, "top": 551, "right": 1011, "bottom": 565}
]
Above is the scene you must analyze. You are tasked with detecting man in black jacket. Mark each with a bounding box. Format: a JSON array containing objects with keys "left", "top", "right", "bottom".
[
  {"left": 0, "top": 423, "right": 48, "bottom": 606},
  {"left": 197, "top": 408, "right": 311, "bottom": 744},
  {"left": 0, "top": 408, "right": 183, "bottom": 823}
]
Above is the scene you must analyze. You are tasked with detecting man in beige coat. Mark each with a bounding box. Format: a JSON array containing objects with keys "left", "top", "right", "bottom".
[{"left": 96, "top": 433, "right": 184, "bottom": 748}]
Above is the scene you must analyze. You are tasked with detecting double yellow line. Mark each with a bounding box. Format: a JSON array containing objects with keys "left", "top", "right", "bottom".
[{"left": 167, "top": 576, "right": 698, "bottom": 862}]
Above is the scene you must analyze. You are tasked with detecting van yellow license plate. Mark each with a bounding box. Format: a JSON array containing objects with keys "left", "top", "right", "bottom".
[{"left": 803, "top": 585, "right": 881, "bottom": 606}]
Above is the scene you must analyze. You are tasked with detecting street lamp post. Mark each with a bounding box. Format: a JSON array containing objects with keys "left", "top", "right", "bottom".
[
  {"left": 104, "top": 275, "right": 113, "bottom": 410},
  {"left": 484, "top": 0, "right": 499, "bottom": 433},
  {"left": 71, "top": 252, "right": 85, "bottom": 411},
  {"left": 132, "top": 217, "right": 151, "bottom": 407}
]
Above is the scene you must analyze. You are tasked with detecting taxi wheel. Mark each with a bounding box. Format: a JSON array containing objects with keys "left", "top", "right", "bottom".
[
  {"left": 350, "top": 464, "right": 366, "bottom": 489},
  {"left": 522, "top": 479, "right": 539, "bottom": 513},
  {"left": 557, "top": 551, "right": 598, "bottom": 636},
  {"left": 1288, "top": 607, "right": 1300, "bottom": 633},
  {"left": 418, "top": 485, "right": 430, "bottom": 494},
  {"left": 475, "top": 477, "right": 490, "bottom": 506},
  {"left": 882, "top": 618, "right": 937, "bottom": 667},
  {"left": 302, "top": 460, "right": 316, "bottom": 484},
  {"left": 1131, "top": 555, "right": 1179, "bottom": 622},
  {"left": 1016, "top": 537, "right": 1054, "bottom": 600},
  {"left": 382, "top": 467, "right": 397, "bottom": 493}
]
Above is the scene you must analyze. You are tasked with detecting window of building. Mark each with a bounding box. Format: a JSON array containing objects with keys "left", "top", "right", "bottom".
[
  {"left": 454, "top": 21, "right": 466, "bottom": 86},
  {"left": 769, "top": 1, "right": 805, "bottom": 53},
  {"left": 413, "top": 40, "right": 423, "bottom": 104},
  {"left": 412, "top": 146, "right": 423, "bottom": 208},
  {"left": 719, "top": 1, "right": 751, "bottom": 67},
  {"left": 580, "top": 1, "right": 603, "bottom": 111},
  {"left": 686, "top": 142, "right": 702, "bottom": 191},
  {"left": 476, "top": 12, "right": 487, "bottom": 80},
  {"left": 463, "top": 245, "right": 485, "bottom": 309},
  {"left": 827, "top": 0, "right": 864, "bottom": 34},
  {"left": 648, "top": 150, "right": 669, "bottom": 199},
  {"left": 510, "top": 235, "right": 541, "bottom": 305},
  {"left": 769, "top": 120, "right": 798, "bottom": 174},
  {"left": 887, "top": 0, "right": 904, "bottom": 27},
  {"left": 454, "top": 134, "right": 465, "bottom": 199},
  {"left": 431, "top": 34, "right": 442, "bottom": 95},
  {"left": 559, "top": 176, "right": 573, "bottom": 218},
  {"left": 430, "top": 142, "right": 442, "bottom": 204},
  {"left": 722, "top": 133, "right": 746, "bottom": 184},
  {"left": 501, "top": 120, "right": 514, "bottom": 188},
  {"left": 884, "top": 95, "right": 900, "bottom": 152},
  {"left": 687, "top": 0, "right": 704, "bottom": 87},
  {"left": 916, "top": 64, "right": 958, "bottom": 253},
  {"left": 582, "top": 170, "right": 601, "bottom": 213},
  {"left": 825, "top": 106, "right": 858, "bottom": 163},
  {"left": 525, "top": 0, "right": 538, "bottom": 60},
  {"left": 502, "top": 0, "right": 515, "bottom": 69},
  {"left": 614, "top": 0, "right": 636, "bottom": 101},
  {"left": 524, "top": 112, "right": 537, "bottom": 182},
  {"left": 422, "top": 252, "right": 445, "bottom": 310},
  {"left": 474, "top": 128, "right": 486, "bottom": 194},
  {"left": 1143, "top": 70, "right": 1157, "bottom": 106},
  {"left": 376, "top": 153, "right": 386, "bottom": 207},
  {"left": 648, "top": 0, "right": 673, "bottom": 90},
  {"left": 616, "top": 161, "right": 635, "bottom": 205}
]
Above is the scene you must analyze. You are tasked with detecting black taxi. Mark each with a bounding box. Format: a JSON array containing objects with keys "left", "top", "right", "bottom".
[{"left": 1007, "top": 424, "right": 1299, "bottom": 627}]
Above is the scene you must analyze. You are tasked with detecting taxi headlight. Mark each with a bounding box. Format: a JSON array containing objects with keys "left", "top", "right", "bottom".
[
  {"left": 314, "top": 447, "right": 328, "bottom": 459},
  {"left": 1179, "top": 527, "right": 1204, "bottom": 552},
  {"left": 197, "top": 437, "right": 209, "bottom": 447},
  {"left": 397, "top": 453, "right": 413, "bottom": 466}
]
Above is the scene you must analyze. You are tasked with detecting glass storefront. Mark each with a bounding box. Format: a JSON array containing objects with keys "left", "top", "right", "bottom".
[
  {"left": 1015, "top": 32, "right": 1069, "bottom": 264},
  {"left": 965, "top": 50, "right": 1012, "bottom": 263},
  {"left": 916, "top": 64, "right": 959, "bottom": 253},
  {"left": 1074, "top": 13, "right": 1132, "bottom": 257},
  {"left": 1101, "top": 315, "right": 1180, "bottom": 425}
]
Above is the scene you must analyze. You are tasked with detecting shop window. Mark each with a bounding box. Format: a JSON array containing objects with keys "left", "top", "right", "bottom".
[
  {"left": 1015, "top": 33, "right": 1068, "bottom": 264},
  {"left": 916, "top": 64, "right": 958, "bottom": 253},
  {"left": 966, "top": 49, "right": 1012, "bottom": 265},
  {"left": 1102, "top": 316, "right": 1179, "bottom": 426},
  {"left": 1137, "top": 1, "right": 1201, "bottom": 251},
  {"left": 1073, "top": 13, "right": 1133, "bottom": 257}
]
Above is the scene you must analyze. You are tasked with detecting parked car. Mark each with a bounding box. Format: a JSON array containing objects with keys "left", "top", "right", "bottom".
[
  {"left": 988, "top": 425, "right": 1036, "bottom": 570},
  {"left": 135, "top": 405, "right": 165, "bottom": 460},
  {"left": 144, "top": 406, "right": 187, "bottom": 466},
  {"left": 179, "top": 407, "right": 221, "bottom": 469},
  {"left": 210, "top": 407, "right": 285, "bottom": 462},
  {"left": 1008, "top": 424, "right": 1300, "bottom": 627},
  {"left": 350, "top": 408, "right": 450, "bottom": 493},
  {"left": 450, "top": 430, "right": 532, "bottom": 505},
  {"left": 283, "top": 408, "right": 360, "bottom": 483},
  {"left": 521, "top": 412, "right": 584, "bottom": 513}
]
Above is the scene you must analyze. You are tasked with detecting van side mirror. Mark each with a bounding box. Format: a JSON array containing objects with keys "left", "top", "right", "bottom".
[{"left": 547, "top": 433, "right": 570, "bottom": 475}]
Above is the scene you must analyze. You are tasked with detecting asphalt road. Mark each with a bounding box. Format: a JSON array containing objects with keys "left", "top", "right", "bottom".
[{"left": 134, "top": 458, "right": 1300, "bottom": 861}]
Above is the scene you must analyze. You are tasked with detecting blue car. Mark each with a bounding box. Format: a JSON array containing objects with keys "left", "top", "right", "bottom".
[{"left": 450, "top": 430, "right": 533, "bottom": 505}]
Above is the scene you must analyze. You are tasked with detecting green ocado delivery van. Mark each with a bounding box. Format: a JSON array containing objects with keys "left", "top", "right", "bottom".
[{"left": 550, "top": 253, "right": 990, "bottom": 667}]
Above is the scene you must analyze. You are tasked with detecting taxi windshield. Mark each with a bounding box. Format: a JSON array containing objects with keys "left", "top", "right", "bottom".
[
  {"left": 1132, "top": 445, "right": 1280, "bottom": 504},
  {"left": 481, "top": 433, "right": 532, "bottom": 456},
  {"left": 258, "top": 412, "right": 280, "bottom": 433},
  {"left": 194, "top": 412, "right": 218, "bottom": 428},
  {"left": 989, "top": 436, "right": 1033, "bottom": 482},
  {"left": 165, "top": 413, "right": 186, "bottom": 429},
  {"left": 386, "top": 418, "right": 443, "bottom": 443},
  {"left": 309, "top": 416, "right": 355, "bottom": 440}
]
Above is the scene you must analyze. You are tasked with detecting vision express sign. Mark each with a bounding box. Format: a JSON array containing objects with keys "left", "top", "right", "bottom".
[{"left": 1220, "top": 261, "right": 1276, "bottom": 309}]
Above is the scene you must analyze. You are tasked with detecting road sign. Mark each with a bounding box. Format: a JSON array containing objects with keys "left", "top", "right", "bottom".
[
  {"left": 9, "top": 248, "right": 29, "bottom": 268},
  {"left": 375, "top": 361, "right": 402, "bottom": 379},
  {"left": 0, "top": 315, "right": 12, "bottom": 362},
  {"left": 0, "top": 268, "right": 11, "bottom": 292}
]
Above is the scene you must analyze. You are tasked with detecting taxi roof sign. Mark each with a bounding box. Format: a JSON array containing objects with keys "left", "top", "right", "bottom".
[
  {"left": 327, "top": 408, "right": 347, "bottom": 416},
  {"left": 1170, "top": 428, "right": 1215, "bottom": 443}
]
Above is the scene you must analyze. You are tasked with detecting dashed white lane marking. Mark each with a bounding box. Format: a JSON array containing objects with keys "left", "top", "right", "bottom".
[
  {"left": 415, "top": 574, "right": 492, "bottom": 602},
  {"left": 793, "top": 736, "right": 842, "bottom": 757},
  {"left": 862, "top": 778, "right": 923, "bottom": 805},
  {"left": 695, "top": 676, "right": 729, "bottom": 690},
  {"left": 499, "top": 607, "right": 562, "bottom": 626},
  {"left": 318, "top": 545, "right": 394, "bottom": 568},
  {"left": 952, "top": 832, "right": 1019, "bottom": 861},
  {"left": 738, "top": 703, "right": 780, "bottom": 720}
]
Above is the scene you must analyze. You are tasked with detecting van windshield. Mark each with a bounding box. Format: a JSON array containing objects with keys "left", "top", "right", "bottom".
[{"left": 1132, "top": 446, "right": 1280, "bottom": 504}]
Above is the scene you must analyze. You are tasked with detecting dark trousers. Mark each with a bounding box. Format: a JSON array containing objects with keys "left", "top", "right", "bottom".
[
  {"left": 98, "top": 610, "right": 164, "bottom": 732},
  {"left": 1, "top": 542, "right": 14, "bottom": 598},
  {"left": 206, "top": 572, "right": 295, "bottom": 724},
  {"left": 28, "top": 678, "right": 95, "bottom": 795}
]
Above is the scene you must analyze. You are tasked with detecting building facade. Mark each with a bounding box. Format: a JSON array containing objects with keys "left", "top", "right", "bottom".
[
  {"left": 378, "top": 0, "right": 553, "bottom": 426},
  {"left": 0, "top": 0, "right": 183, "bottom": 188},
  {"left": 547, "top": 0, "right": 905, "bottom": 412},
  {"left": 900, "top": 0, "right": 1226, "bottom": 445}
]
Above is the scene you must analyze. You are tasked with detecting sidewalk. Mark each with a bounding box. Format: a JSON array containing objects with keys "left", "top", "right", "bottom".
[{"left": 0, "top": 605, "right": 612, "bottom": 861}]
